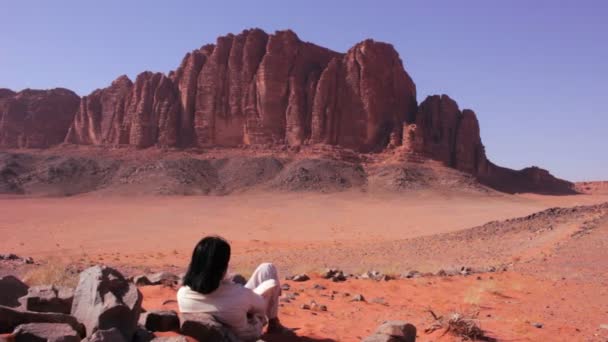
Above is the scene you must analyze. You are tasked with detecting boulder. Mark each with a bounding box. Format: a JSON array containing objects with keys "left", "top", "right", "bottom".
[
  {"left": 13, "top": 323, "right": 80, "bottom": 342},
  {"left": 362, "top": 321, "right": 417, "bottom": 342},
  {"left": 141, "top": 310, "right": 180, "bottom": 332},
  {"left": 70, "top": 266, "right": 142, "bottom": 339},
  {"left": 180, "top": 312, "right": 239, "bottom": 342},
  {"left": 0, "top": 275, "right": 28, "bottom": 308},
  {"left": 82, "top": 328, "right": 127, "bottom": 342},
  {"left": 0, "top": 305, "right": 85, "bottom": 336},
  {"left": 21, "top": 285, "right": 74, "bottom": 314}
]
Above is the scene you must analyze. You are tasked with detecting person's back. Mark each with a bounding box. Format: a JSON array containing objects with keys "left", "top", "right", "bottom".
[
  {"left": 177, "top": 236, "right": 284, "bottom": 341},
  {"left": 178, "top": 278, "right": 267, "bottom": 339}
]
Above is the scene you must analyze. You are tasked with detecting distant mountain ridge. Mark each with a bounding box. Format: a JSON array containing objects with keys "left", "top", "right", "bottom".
[{"left": 0, "top": 28, "right": 575, "bottom": 194}]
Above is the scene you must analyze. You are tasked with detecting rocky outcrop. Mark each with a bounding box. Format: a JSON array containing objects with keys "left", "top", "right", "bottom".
[
  {"left": 62, "top": 29, "right": 415, "bottom": 153},
  {"left": 65, "top": 76, "right": 133, "bottom": 145},
  {"left": 409, "top": 95, "right": 486, "bottom": 174},
  {"left": 0, "top": 88, "right": 79, "bottom": 148},
  {"left": 70, "top": 266, "right": 142, "bottom": 339},
  {"left": 66, "top": 72, "right": 181, "bottom": 148},
  {"left": 311, "top": 40, "right": 417, "bottom": 151},
  {"left": 407, "top": 94, "right": 574, "bottom": 194},
  {"left": 0, "top": 29, "right": 575, "bottom": 194}
]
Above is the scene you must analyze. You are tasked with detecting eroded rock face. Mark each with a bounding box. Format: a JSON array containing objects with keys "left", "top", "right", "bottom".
[
  {"left": 311, "top": 40, "right": 417, "bottom": 152},
  {"left": 1, "top": 29, "right": 575, "bottom": 195},
  {"left": 65, "top": 76, "right": 133, "bottom": 146},
  {"left": 62, "top": 29, "right": 415, "bottom": 153},
  {"left": 0, "top": 88, "right": 79, "bottom": 148},
  {"left": 404, "top": 94, "right": 574, "bottom": 193},
  {"left": 410, "top": 95, "right": 489, "bottom": 175}
]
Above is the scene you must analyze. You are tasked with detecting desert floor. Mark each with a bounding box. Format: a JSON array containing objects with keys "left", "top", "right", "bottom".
[{"left": 2, "top": 191, "right": 608, "bottom": 341}]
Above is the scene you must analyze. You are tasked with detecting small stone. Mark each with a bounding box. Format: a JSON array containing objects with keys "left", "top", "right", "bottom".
[
  {"left": 281, "top": 283, "right": 290, "bottom": 291},
  {"left": 460, "top": 266, "right": 472, "bottom": 276},
  {"left": 532, "top": 322, "right": 543, "bottom": 328},
  {"left": 371, "top": 297, "right": 388, "bottom": 306},
  {"left": 300, "top": 304, "right": 310, "bottom": 310},
  {"left": 291, "top": 274, "right": 310, "bottom": 282},
  {"left": 403, "top": 270, "right": 421, "bottom": 279},
  {"left": 351, "top": 294, "right": 366, "bottom": 302},
  {"left": 363, "top": 321, "right": 417, "bottom": 342},
  {"left": 279, "top": 297, "right": 291, "bottom": 304},
  {"left": 313, "top": 284, "right": 326, "bottom": 290}
]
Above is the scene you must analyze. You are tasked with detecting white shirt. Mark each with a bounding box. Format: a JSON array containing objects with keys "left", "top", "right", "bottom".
[{"left": 177, "top": 279, "right": 272, "bottom": 340}]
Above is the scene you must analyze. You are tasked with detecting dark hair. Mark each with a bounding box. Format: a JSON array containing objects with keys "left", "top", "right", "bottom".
[{"left": 183, "top": 236, "right": 231, "bottom": 294}]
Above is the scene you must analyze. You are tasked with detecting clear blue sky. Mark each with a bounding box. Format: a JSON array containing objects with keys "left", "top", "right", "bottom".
[{"left": 1, "top": 1, "right": 606, "bottom": 181}]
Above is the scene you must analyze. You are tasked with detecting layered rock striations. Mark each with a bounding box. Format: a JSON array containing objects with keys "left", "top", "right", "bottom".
[
  {"left": 0, "top": 28, "right": 575, "bottom": 194},
  {"left": 64, "top": 29, "right": 416, "bottom": 151},
  {"left": 0, "top": 88, "right": 79, "bottom": 148}
]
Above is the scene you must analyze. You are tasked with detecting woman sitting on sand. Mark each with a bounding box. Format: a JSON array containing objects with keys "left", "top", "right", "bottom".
[{"left": 177, "top": 236, "right": 284, "bottom": 341}]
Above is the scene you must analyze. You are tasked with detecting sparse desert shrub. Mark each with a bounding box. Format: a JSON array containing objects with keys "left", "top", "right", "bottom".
[
  {"left": 425, "top": 309, "right": 495, "bottom": 341},
  {"left": 23, "top": 258, "right": 79, "bottom": 288}
]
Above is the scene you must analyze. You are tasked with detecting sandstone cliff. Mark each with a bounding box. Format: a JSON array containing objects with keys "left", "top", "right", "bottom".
[
  {"left": 0, "top": 28, "right": 575, "bottom": 194},
  {"left": 0, "top": 88, "right": 79, "bottom": 148}
]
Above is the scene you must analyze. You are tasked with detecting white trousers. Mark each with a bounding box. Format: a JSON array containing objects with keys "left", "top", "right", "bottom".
[{"left": 244, "top": 263, "right": 281, "bottom": 319}]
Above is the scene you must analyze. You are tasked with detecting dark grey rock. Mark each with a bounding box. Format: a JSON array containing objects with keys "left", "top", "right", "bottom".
[
  {"left": 132, "top": 326, "right": 155, "bottom": 342},
  {"left": 0, "top": 275, "right": 28, "bottom": 308},
  {"left": 22, "top": 285, "right": 74, "bottom": 314},
  {"left": 70, "top": 265, "right": 142, "bottom": 339},
  {"left": 291, "top": 274, "right": 309, "bottom": 282},
  {"left": 363, "top": 321, "right": 416, "bottom": 342},
  {"left": 0, "top": 305, "right": 85, "bottom": 336},
  {"left": 142, "top": 310, "right": 180, "bottom": 332},
  {"left": 13, "top": 322, "right": 80, "bottom": 342},
  {"left": 180, "top": 312, "right": 239, "bottom": 342}
]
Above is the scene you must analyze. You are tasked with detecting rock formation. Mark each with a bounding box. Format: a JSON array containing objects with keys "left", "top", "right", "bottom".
[
  {"left": 0, "top": 88, "right": 79, "bottom": 148},
  {"left": 407, "top": 95, "right": 486, "bottom": 175},
  {"left": 0, "top": 28, "right": 575, "bottom": 194},
  {"left": 63, "top": 29, "right": 416, "bottom": 152},
  {"left": 64, "top": 76, "right": 133, "bottom": 146}
]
